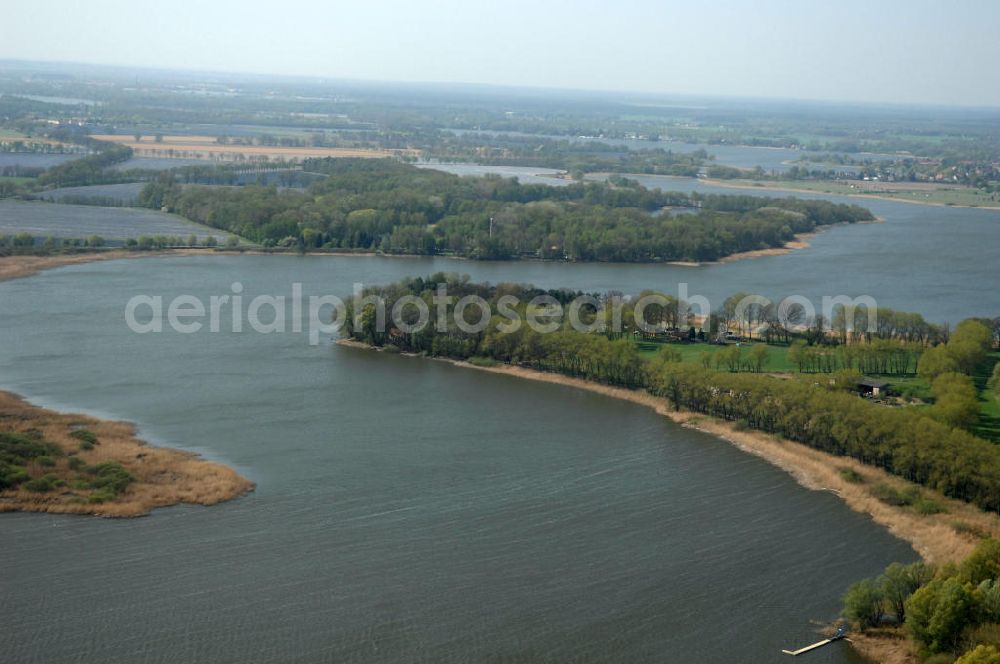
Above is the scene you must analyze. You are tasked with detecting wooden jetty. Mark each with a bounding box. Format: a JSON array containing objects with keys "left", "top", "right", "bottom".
[{"left": 782, "top": 626, "right": 847, "bottom": 656}]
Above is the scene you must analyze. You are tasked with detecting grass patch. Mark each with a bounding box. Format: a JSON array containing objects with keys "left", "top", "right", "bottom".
[
  {"left": 972, "top": 351, "right": 1000, "bottom": 443},
  {"left": 913, "top": 497, "right": 947, "bottom": 515},
  {"left": 871, "top": 482, "right": 919, "bottom": 506},
  {"left": 840, "top": 467, "right": 865, "bottom": 484},
  {"left": 468, "top": 356, "right": 498, "bottom": 367},
  {"left": 69, "top": 429, "right": 98, "bottom": 445},
  {"left": 634, "top": 339, "right": 798, "bottom": 372},
  {"left": 870, "top": 482, "right": 947, "bottom": 514}
]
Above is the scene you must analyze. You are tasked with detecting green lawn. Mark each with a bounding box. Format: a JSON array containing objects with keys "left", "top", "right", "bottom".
[
  {"left": 973, "top": 351, "right": 1000, "bottom": 443},
  {"left": 0, "top": 176, "right": 35, "bottom": 185},
  {"left": 636, "top": 340, "right": 1000, "bottom": 443}
]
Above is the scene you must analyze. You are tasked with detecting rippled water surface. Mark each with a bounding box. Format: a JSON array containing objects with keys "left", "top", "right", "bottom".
[{"left": 0, "top": 257, "right": 920, "bottom": 663}]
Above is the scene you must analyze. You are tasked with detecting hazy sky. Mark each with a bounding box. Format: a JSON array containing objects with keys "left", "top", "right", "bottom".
[{"left": 6, "top": 0, "right": 1000, "bottom": 106}]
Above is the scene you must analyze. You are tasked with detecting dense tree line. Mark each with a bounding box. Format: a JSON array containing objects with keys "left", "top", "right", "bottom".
[
  {"left": 787, "top": 339, "right": 924, "bottom": 375},
  {"left": 843, "top": 540, "right": 1000, "bottom": 661},
  {"left": 343, "top": 276, "right": 1000, "bottom": 513},
  {"left": 139, "top": 158, "right": 874, "bottom": 262},
  {"left": 423, "top": 133, "right": 706, "bottom": 175},
  {"left": 35, "top": 141, "right": 133, "bottom": 188}
]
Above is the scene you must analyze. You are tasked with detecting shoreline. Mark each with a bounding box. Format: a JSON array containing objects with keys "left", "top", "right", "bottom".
[
  {"left": 336, "top": 338, "right": 1000, "bottom": 565},
  {"left": 663, "top": 230, "right": 819, "bottom": 266},
  {"left": 0, "top": 248, "right": 234, "bottom": 282},
  {"left": 340, "top": 338, "right": 996, "bottom": 664},
  {"left": 0, "top": 390, "right": 254, "bottom": 517},
  {"left": 0, "top": 234, "right": 832, "bottom": 278}
]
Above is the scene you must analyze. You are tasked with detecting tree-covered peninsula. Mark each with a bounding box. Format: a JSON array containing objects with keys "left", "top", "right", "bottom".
[
  {"left": 138, "top": 159, "right": 874, "bottom": 262},
  {"left": 342, "top": 275, "right": 1000, "bottom": 514}
]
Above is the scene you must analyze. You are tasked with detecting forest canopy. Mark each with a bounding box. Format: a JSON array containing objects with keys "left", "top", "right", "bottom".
[{"left": 138, "top": 158, "right": 874, "bottom": 262}]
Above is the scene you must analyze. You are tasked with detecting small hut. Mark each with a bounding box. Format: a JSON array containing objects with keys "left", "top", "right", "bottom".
[{"left": 856, "top": 378, "right": 890, "bottom": 397}]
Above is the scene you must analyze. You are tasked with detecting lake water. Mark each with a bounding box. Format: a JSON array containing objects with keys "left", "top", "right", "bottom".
[{"left": 0, "top": 256, "right": 917, "bottom": 664}]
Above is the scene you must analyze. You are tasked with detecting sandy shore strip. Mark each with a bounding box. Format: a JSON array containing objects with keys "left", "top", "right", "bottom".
[
  {"left": 337, "top": 338, "right": 1000, "bottom": 565},
  {"left": 0, "top": 391, "right": 254, "bottom": 517},
  {"left": 0, "top": 248, "right": 239, "bottom": 283}
]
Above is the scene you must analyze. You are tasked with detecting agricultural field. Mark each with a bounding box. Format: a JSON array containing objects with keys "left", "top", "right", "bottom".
[
  {"left": 108, "top": 157, "right": 209, "bottom": 171},
  {"left": 37, "top": 182, "right": 146, "bottom": 204},
  {"left": 708, "top": 177, "right": 1000, "bottom": 208},
  {"left": 0, "top": 199, "right": 235, "bottom": 243},
  {"left": 91, "top": 135, "right": 416, "bottom": 163},
  {"left": 0, "top": 153, "right": 81, "bottom": 168}
]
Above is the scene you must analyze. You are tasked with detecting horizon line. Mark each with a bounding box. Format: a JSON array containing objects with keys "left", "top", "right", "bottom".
[{"left": 3, "top": 56, "right": 1000, "bottom": 113}]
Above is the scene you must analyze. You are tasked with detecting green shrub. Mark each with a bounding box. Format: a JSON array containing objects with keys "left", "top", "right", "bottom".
[
  {"left": 956, "top": 644, "right": 1000, "bottom": 663},
  {"left": 23, "top": 474, "right": 59, "bottom": 492},
  {"left": 36, "top": 455, "right": 55, "bottom": 467},
  {"left": 468, "top": 356, "right": 498, "bottom": 367},
  {"left": 914, "top": 498, "right": 948, "bottom": 515},
  {"left": 907, "top": 577, "right": 976, "bottom": 653},
  {"left": 86, "top": 462, "right": 133, "bottom": 496},
  {"left": 0, "top": 431, "right": 62, "bottom": 460},
  {"left": 69, "top": 429, "right": 98, "bottom": 445},
  {"left": 959, "top": 540, "right": 1000, "bottom": 585},
  {"left": 88, "top": 488, "right": 116, "bottom": 504},
  {"left": 843, "top": 578, "right": 885, "bottom": 629},
  {"left": 67, "top": 456, "right": 84, "bottom": 470},
  {"left": 381, "top": 344, "right": 401, "bottom": 353},
  {"left": 840, "top": 468, "right": 865, "bottom": 484},
  {"left": 872, "top": 482, "right": 920, "bottom": 507},
  {"left": 0, "top": 463, "right": 29, "bottom": 489}
]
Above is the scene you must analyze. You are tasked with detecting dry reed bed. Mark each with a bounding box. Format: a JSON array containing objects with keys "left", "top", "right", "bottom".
[{"left": 0, "top": 391, "right": 253, "bottom": 517}]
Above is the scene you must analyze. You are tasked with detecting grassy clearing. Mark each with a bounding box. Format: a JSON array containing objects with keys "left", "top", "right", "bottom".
[
  {"left": 973, "top": 351, "right": 1000, "bottom": 443},
  {"left": 636, "top": 340, "right": 1000, "bottom": 442},
  {"left": 0, "top": 176, "right": 35, "bottom": 185},
  {"left": 635, "top": 338, "right": 795, "bottom": 373}
]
